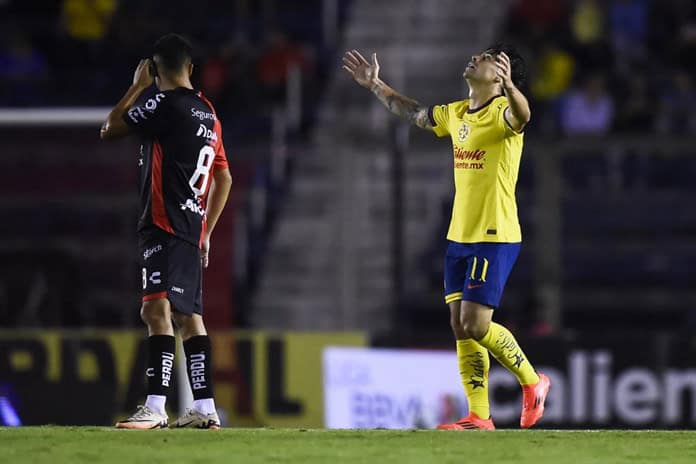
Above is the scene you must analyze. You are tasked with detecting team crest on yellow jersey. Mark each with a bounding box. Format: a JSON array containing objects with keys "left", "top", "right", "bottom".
[{"left": 458, "top": 123, "right": 470, "bottom": 142}]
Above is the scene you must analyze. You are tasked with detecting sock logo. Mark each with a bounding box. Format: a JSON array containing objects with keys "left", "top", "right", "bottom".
[
  {"left": 466, "top": 352, "right": 487, "bottom": 389},
  {"left": 512, "top": 352, "right": 525, "bottom": 368},
  {"left": 146, "top": 368, "right": 154, "bottom": 377},
  {"left": 162, "top": 352, "right": 174, "bottom": 387},
  {"left": 495, "top": 331, "right": 518, "bottom": 353},
  {"left": 189, "top": 352, "right": 207, "bottom": 390},
  {"left": 495, "top": 330, "right": 526, "bottom": 369}
]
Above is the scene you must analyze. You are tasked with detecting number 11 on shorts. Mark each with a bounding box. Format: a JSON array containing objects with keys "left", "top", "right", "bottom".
[{"left": 470, "top": 257, "right": 489, "bottom": 282}]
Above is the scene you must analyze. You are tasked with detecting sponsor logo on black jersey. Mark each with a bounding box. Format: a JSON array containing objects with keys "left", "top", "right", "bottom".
[
  {"left": 128, "top": 93, "right": 166, "bottom": 123},
  {"left": 180, "top": 198, "right": 206, "bottom": 216},
  {"left": 149, "top": 271, "right": 162, "bottom": 285},
  {"left": 196, "top": 124, "right": 218, "bottom": 143},
  {"left": 143, "top": 244, "right": 163, "bottom": 260},
  {"left": 191, "top": 108, "right": 216, "bottom": 121}
]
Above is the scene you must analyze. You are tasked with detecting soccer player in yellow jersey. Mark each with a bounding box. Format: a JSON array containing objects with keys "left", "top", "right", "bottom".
[{"left": 343, "top": 45, "right": 550, "bottom": 430}]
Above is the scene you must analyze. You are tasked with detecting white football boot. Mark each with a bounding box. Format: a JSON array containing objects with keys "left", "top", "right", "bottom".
[
  {"left": 172, "top": 408, "right": 221, "bottom": 429},
  {"left": 115, "top": 405, "right": 168, "bottom": 429}
]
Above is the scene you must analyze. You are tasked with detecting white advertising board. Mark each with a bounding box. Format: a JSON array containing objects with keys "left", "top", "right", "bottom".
[
  {"left": 323, "top": 347, "right": 696, "bottom": 429},
  {"left": 323, "top": 347, "right": 470, "bottom": 429}
]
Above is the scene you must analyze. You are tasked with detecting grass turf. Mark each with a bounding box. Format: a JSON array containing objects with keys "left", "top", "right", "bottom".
[{"left": 1, "top": 428, "right": 695, "bottom": 464}]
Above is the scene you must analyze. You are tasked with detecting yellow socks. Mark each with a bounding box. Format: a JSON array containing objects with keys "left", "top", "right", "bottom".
[
  {"left": 477, "top": 321, "right": 539, "bottom": 385},
  {"left": 455, "top": 322, "right": 539, "bottom": 420},
  {"left": 456, "top": 339, "right": 490, "bottom": 419}
]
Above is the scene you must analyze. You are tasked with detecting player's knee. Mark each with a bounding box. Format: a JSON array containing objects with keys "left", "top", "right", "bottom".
[
  {"left": 462, "top": 319, "right": 489, "bottom": 340},
  {"left": 173, "top": 313, "right": 206, "bottom": 340},
  {"left": 140, "top": 300, "right": 170, "bottom": 326},
  {"left": 449, "top": 313, "right": 466, "bottom": 338}
]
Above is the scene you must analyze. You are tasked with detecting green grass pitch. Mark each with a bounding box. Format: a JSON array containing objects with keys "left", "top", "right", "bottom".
[{"left": 2, "top": 427, "right": 695, "bottom": 464}]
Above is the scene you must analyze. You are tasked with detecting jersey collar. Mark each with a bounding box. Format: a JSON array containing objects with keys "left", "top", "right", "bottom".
[{"left": 467, "top": 94, "right": 504, "bottom": 114}]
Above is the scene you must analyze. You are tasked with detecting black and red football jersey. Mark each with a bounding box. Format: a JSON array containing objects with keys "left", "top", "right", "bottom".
[{"left": 124, "top": 88, "right": 229, "bottom": 246}]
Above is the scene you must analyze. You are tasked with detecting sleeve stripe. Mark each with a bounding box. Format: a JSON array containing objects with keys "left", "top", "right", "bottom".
[
  {"left": 503, "top": 108, "right": 525, "bottom": 133},
  {"left": 427, "top": 106, "right": 437, "bottom": 127}
]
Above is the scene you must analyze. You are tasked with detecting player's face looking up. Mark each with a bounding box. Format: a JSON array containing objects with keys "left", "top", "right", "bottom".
[{"left": 463, "top": 50, "right": 501, "bottom": 86}]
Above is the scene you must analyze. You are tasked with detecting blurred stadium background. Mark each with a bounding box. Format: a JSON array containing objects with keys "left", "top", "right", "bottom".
[{"left": 1, "top": 0, "right": 695, "bottom": 429}]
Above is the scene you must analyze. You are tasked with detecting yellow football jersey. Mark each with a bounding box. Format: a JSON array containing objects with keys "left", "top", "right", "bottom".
[{"left": 430, "top": 95, "right": 524, "bottom": 243}]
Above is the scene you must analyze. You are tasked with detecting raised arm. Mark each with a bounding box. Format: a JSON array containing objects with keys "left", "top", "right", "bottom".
[
  {"left": 342, "top": 50, "right": 432, "bottom": 130},
  {"left": 100, "top": 59, "right": 154, "bottom": 140},
  {"left": 495, "top": 52, "right": 531, "bottom": 132}
]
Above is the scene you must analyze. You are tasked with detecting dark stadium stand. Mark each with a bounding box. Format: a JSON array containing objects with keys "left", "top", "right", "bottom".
[{"left": 1, "top": 0, "right": 695, "bottom": 337}]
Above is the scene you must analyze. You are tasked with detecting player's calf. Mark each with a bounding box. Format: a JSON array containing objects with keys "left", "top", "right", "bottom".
[{"left": 172, "top": 314, "right": 221, "bottom": 428}]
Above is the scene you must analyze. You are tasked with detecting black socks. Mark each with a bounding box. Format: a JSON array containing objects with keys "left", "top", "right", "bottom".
[
  {"left": 146, "top": 335, "right": 176, "bottom": 396},
  {"left": 183, "top": 335, "right": 214, "bottom": 400}
]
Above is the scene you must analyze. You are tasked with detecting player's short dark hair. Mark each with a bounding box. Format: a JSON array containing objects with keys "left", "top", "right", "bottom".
[
  {"left": 486, "top": 43, "right": 527, "bottom": 90},
  {"left": 152, "top": 33, "right": 193, "bottom": 73}
]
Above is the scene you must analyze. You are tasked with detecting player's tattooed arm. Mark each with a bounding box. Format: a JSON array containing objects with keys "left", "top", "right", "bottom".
[
  {"left": 100, "top": 59, "right": 154, "bottom": 140},
  {"left": 370, "top": 80, "right": 432, "bottom": 130},
  {"left": 342, "top": 50, "right": 432, "bottom": 131}
]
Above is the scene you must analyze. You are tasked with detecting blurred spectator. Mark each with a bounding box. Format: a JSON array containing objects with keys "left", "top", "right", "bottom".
[
  {"left": 530, "top": 43, "right": 575, "bottom": 133},
  {"left": 570, "top": 0, "right": 612, "bottom": 70},
  {"left": 655, "top": 70, "right": 696, "bottom": 135},
  {"left": 504, "top": 0, "right": 695, "bottom": 136},
  {"left": 614, "top": 73, "right": 653, "bottom": 133},
  {"left": 201, "top": 52, "right": 231, "bottom": 101},
  {"left": 572, "top": 0, "right": 604, "bottom": 45},
  {"left": 57, "top": 0, "right": 117, "bottom": 99},
  {"left": 198, "top": 41, "right": 265, "bottom": 122},
  {"left": 61, "top": 0, "right": 117, "bottom": 43},
  {"left": 609, "top": 0, "right": 648, "bottom": 71},
  {"left": 674, "top": 4, "right": 696, "bottom": 75},
  {"left": 531, "top": 43, "right": 575, "bottom": 102},
  {"left": 257, "top": 30, "right": 313, "bottom": 103},
  {"left": 507, "top": 0, "right": 567, "bottom": 39},
  {"left": 0, "top": 0, "right": 338, "bottom": 142},
  {"left": 561, "top": 75, "right": 614, "bottom": 135},
  {"left": 0, "top": 33, "right": 48, "bottom": 105}
]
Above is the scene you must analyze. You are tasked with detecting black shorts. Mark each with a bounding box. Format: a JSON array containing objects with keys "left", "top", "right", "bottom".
[{"left": 139, "top": 227, "right": 203, "bottom": 315}]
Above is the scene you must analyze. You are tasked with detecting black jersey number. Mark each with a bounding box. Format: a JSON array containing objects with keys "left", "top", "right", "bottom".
[{"left": 189, "top": 145, "right": 216, "bottom": 196}]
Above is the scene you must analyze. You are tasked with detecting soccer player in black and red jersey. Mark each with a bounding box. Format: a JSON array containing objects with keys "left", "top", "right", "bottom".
[{"left": 100, "top": 34, "right": 232, "bottom": 429}]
